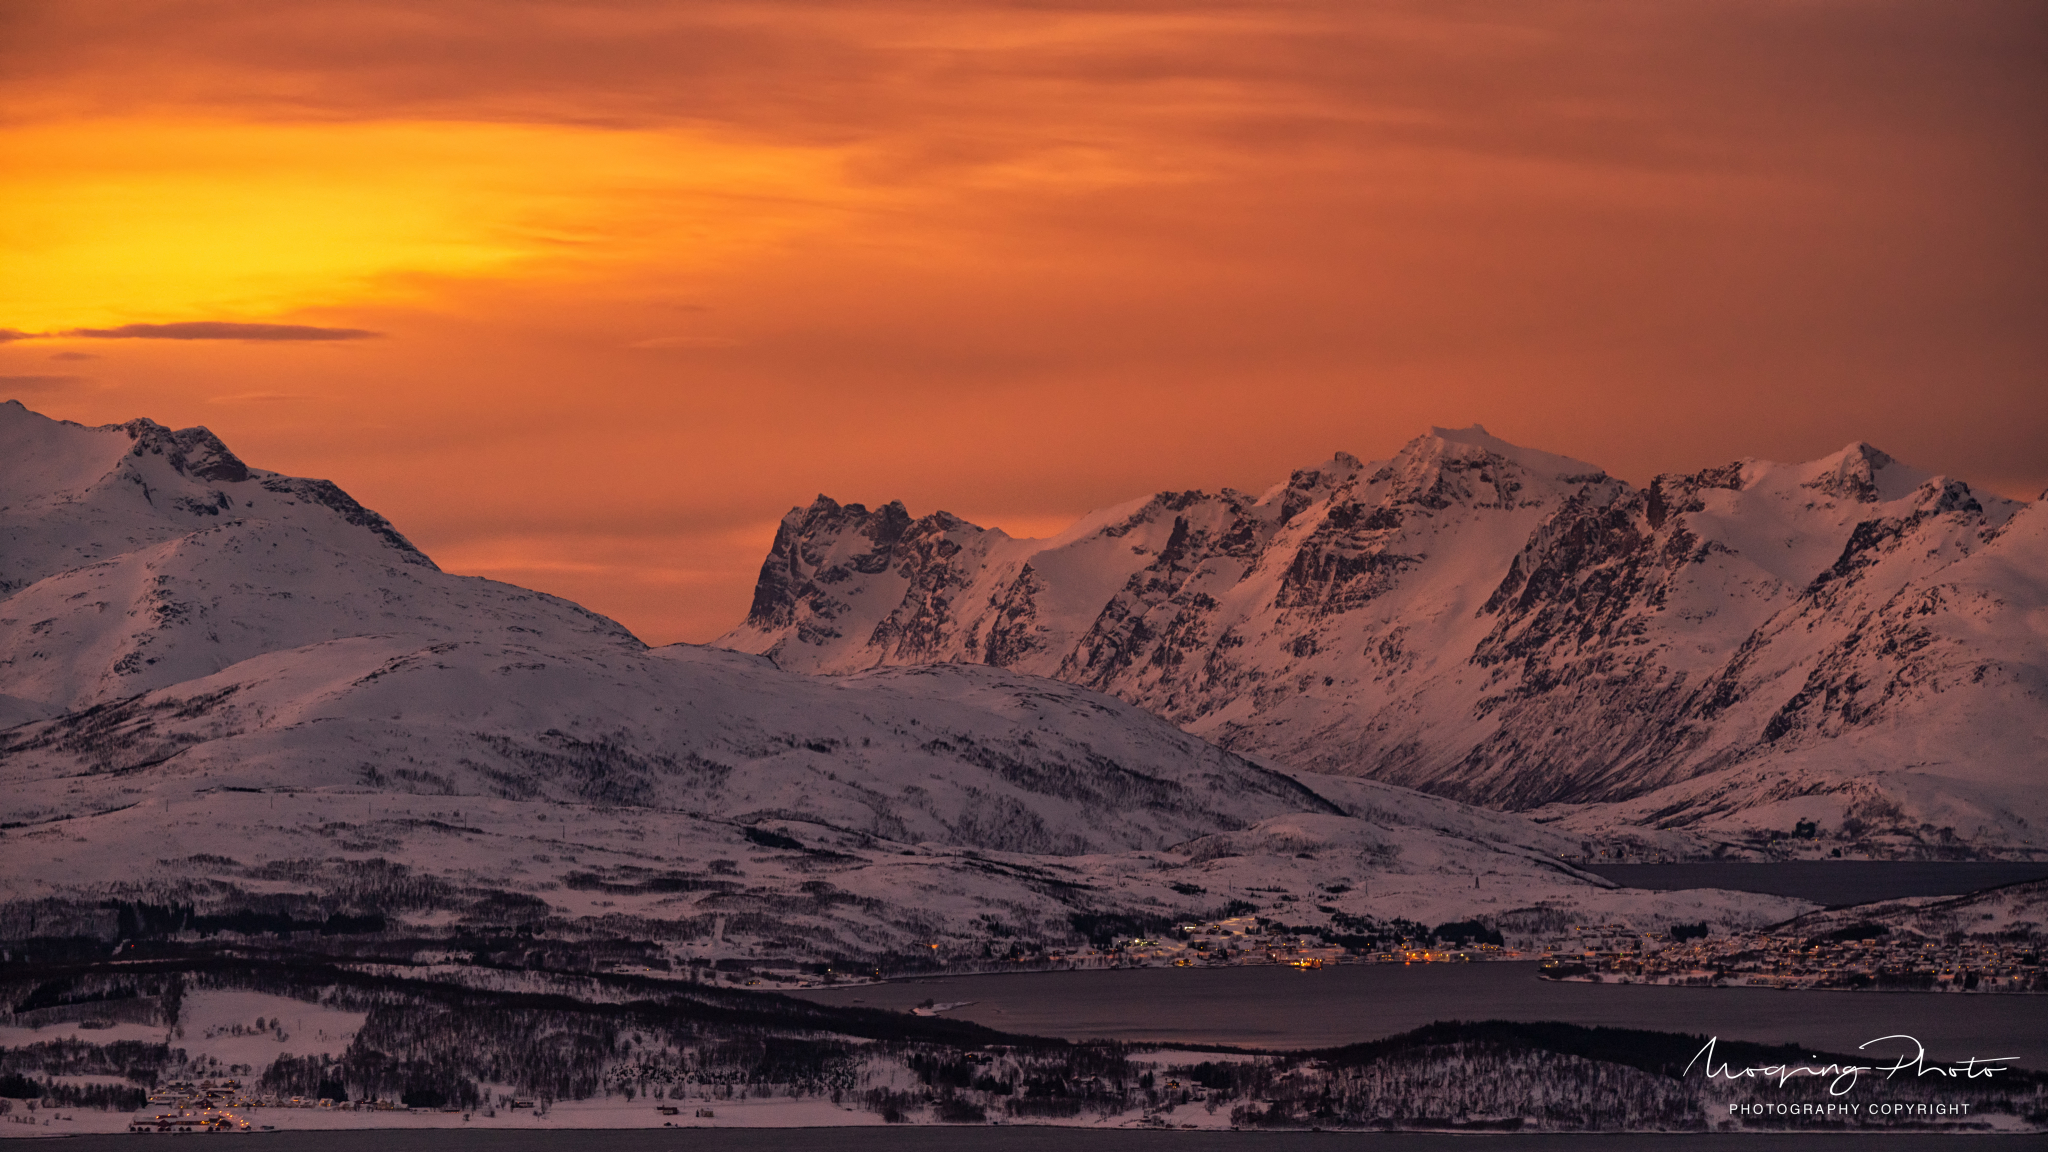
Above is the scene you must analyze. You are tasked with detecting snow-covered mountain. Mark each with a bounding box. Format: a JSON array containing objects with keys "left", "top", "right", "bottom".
[
  {"left": 9, "top": 399, "right": 1781, "bottom": 968},
  {"left": 719, "top": 426, "right": 2047, "bottom": 855},
  {"left": 0, "top": 401, "right": 636, "bottom": 726}
]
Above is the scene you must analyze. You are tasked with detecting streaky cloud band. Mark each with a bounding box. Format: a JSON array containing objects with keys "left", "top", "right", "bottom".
[{"left": 59, "top": 322, "right": 381, "bottom": 341}]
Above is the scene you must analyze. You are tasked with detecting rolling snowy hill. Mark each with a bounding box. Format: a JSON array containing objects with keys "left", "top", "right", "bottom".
[{"left": 720, "top": 426, "right": 2047, "bottom": 856}]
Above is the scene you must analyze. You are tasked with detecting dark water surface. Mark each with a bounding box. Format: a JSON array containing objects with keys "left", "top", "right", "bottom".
[
  {"left": 794, "top": 963, "right": 2048, "bottom": 1068},
  {"left": 40, "top": 1129, "right": 2041, "bottom": 1150},
  {"left": 1582, "top": 861, "right": 2048, "bottom": 905}
]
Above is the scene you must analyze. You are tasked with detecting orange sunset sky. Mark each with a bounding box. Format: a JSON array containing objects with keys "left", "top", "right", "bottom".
[{"left": 3, "top": 1, "right": 2043, "bottom": 645}]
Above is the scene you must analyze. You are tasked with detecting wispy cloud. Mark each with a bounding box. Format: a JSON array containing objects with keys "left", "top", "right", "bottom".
[
  {"left": 207, "top": 391, "right": 308, "bottom": 404},
  {"left": 0, "top": 374, "right": 86, "bottom": 392},
  {"left": 0, "top": 329, "right": 32, "bottom": 342},
  {"left": 61, "top": 322, "right": 380, "bottom": 341},
  {"left": 627, "top": 335, "right": 741, "bottom": 350}
]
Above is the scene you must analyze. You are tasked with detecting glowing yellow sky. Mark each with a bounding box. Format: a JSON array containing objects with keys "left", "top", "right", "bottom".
[
  {"left": 4, "top": 119, "right": 876, "bottom": 331},
  {"left": 3, "top": 1, "right": 2043, "bottom": 644}
]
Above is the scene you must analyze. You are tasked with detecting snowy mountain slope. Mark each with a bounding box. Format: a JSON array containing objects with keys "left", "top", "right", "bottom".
[
  {"left": 1, "top": 609, "right": 1768, "bottom": 967},
  {"left": 1538, "top": 493, "right": 2048, "bottom": 849},
  {"left": 720, "top": 428, "right": 2043, "bottom": 854},
  {"left": 0, "top": 637, "right": 1786, "bottom": 965},
  {"left": 0, "top": 398, "right": 428, "bottom": 596},
  {"left": 1429, "top": 446, "right": 2037, "bottom": 821},
  {"left": 3, "top": 400, "right": 1728, "bottom": 967},
  {"left": 1771, "top": 877, "right": 2048, "bottom": 945},
  {"left": 0, "top": 637, "right": 1348, "bottom": 856},
  {"left": 0, "top": 756, "right": 1803, "bottom": 973}
]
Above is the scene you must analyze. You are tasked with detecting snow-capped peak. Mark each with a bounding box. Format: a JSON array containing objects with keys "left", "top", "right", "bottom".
[
  {"left": 1418, "top": 423, "right": 1608, "bottom": 482},
  {"left": 1798, "top": 441, "right": 1930, "bottom": 504}
]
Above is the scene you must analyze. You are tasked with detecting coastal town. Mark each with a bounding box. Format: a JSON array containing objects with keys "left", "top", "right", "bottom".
[
  {"left": 985, "top": 915, "right": 2044, "bottom": 996},
  {"left": 1538, "top": 926, "right": 2045, "bottom": 993},
  {"left": 1023, "top": 915, "right": 1507, "bottom": 973}
]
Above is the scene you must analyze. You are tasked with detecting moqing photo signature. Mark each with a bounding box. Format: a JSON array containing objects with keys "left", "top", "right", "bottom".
[{"left": 1685, "top": 1034, "right": 2019, "bottom": 1095}]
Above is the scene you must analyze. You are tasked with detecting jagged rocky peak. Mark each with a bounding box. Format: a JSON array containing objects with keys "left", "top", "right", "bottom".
[
  {"left": 782, "top": 495, "right": 992, "bottom": 560},
  {"left": 1359, "top": 424, "right": 1611, "bottom": 512},
  {"left": 1247, "top": 452, "right": 1353, "bottom": 531},
  {"left": 1643, "top": 441, "right": 1963, "bottom": 534},
  {"left": 1644, "top": 460, "right": 1747, "bottom": 529},
  {"left": 744, "top": 492, "right": 996, "bottom": 637},
  {"left": 1, "top": 403, "right": 250, "bottom": 503},
  {"left": 1801, "top": 441, "right": 1922, "bottom": 503},
  {"left": 1420, "top": 425, "right": 1609, "bottom": 482},
  {"left": 118, "top": 417, "right": 252, "bottom": 484},
  {"left": 782, "top": 495, "right": 915, "bottom": 562},
  {"left": 1910, "top": 475, "right": 1986, "bottom": 518},
  {"left": 0, "top": 401, "right": 437, "bottom": 598},
  {"left": 1268, "top": 449, "right": 1363, "bottom": 501}
]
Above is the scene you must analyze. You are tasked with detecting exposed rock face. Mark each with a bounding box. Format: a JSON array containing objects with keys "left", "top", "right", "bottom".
[{"left": 721, "top": 426, "right": 2046, "bottom": 851}]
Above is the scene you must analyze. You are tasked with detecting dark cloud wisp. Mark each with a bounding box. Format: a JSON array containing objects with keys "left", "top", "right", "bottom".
[
  {"left": 60, "top": 322, "right": 381, "bottom": 341},
  {"left": 0, "top": 374, "right": 87, "bottom": 392}
]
